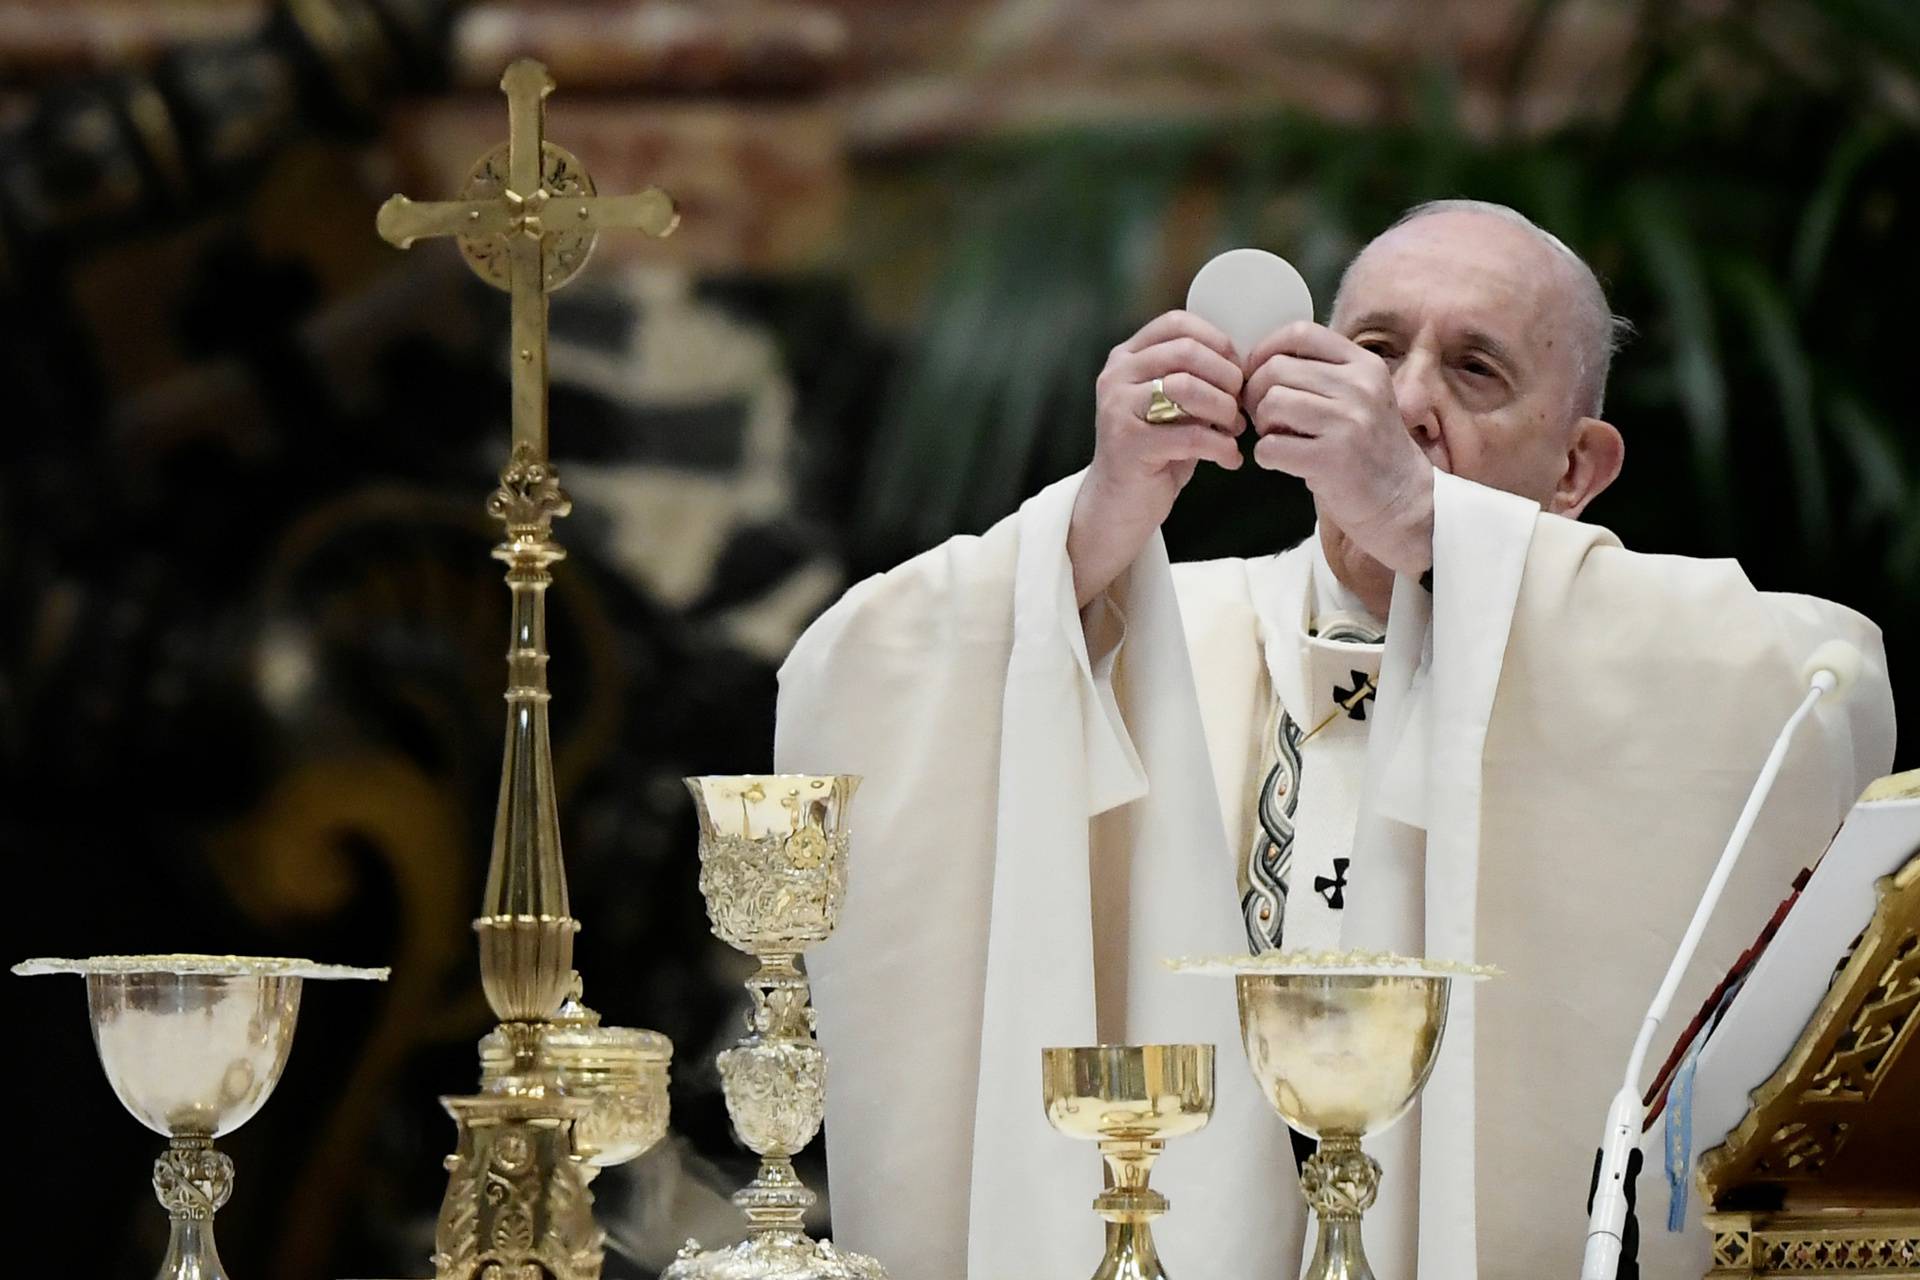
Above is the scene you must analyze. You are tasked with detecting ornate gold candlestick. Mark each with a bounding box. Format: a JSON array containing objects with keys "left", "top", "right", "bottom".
[
  {"left": 1042, "top": 1044, "right": 1215, "bottom": 1280},
  {"left": 12, "top": 955, "right": 386, "bottom": 1280},
  {"left": 665, "top": 775, "right": 887, "bottom": 1280},
  {"left": 376, "top": 57, "right": 680, "bottom": 1280},
  {"left": 1172, "top": 952, "right": 1495, "bottom": 1280}
]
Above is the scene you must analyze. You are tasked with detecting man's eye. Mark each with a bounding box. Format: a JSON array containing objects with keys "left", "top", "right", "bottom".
[
  {"left": 1359, "top": 339, "right": 1397, "bottom": 359},
  {"left": 1460, "top": 358, "right": 1497, "bottom": 378}
]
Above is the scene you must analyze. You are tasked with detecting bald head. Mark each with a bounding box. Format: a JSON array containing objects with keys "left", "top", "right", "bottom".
[{"left": 1334, "top": 200, "right": 1626, "bottom": 420}]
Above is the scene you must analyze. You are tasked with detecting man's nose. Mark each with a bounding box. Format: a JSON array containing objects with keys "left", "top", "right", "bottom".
[{"left": 1393, "top": 358, "right": 1442, "bottom": 442}]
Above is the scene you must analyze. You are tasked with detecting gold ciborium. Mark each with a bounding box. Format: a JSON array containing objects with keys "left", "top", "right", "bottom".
[
  {"left": 664, "top": 774, "right": 886, "bottom": 1280},
  {"left": 1173, "top": 952, "right": 1494, "bottom": 1280},
  {"left": 474, "top": 973, "right": 673, "bottom": 1175},
  {"left": 12, "top": 954, "right": 386, "bottom": 1280},
  {"left": 1042, "top": 1044, "right": 1215, "bottom": 1280}
]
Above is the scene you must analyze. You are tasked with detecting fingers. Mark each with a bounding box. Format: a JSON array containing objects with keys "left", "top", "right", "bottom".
[
  {"left": 1243, "top": 319, "right": 1358, "bottom": 371},
  {"left": 1143, "top": 372, "right": 1241, "bottom": 431},
  {"left": 1143, "top": 423, "right": 1244, "bottom": 471},
  {"left": 1123, "top": 337, "right": 1245, "bottom": 398},
  {"left": 1121, "top": 310, "right": 1237, "bottom": 363},
  {"left": 1246, "top": 384, "right": 1332, "bottom": 439},
  {"left": 1252, "top": 429, "right": 1315, "bottom": 475},
  {"left": 1242, "top": 352, "right": 1345, "bottom": 415}
]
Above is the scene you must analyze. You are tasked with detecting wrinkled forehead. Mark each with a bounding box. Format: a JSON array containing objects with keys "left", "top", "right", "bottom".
[{"left": 1332, "top": 212, "right": 1578, "bottom": 369}]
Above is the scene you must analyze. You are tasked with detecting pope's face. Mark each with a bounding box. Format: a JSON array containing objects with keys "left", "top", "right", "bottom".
[{"left": 1328, "top": 211, "right": 1596, "bottom": 510}]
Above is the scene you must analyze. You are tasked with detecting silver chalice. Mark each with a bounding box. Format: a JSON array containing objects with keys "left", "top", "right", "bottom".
[{"left": 14, "top": 953, "right": 387, "bottom": 1280}]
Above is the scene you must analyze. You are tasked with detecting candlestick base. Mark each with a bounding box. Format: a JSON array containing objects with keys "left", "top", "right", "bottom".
[{"left": 432, "top": 1092, "right": 602, "bottom": 1280}]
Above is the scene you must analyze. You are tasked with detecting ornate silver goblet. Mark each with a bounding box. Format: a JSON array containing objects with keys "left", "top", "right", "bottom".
[
  {"left": 664, "top": 774, "right": 886, "bottom": 1280},
  {"left": 1042, "top": 1044, "right": 1215, "bottom": 1280},
  {"left": 1174, "top": 952, "right": 1493, "bottom": 1280},
  {"left": 13, "top": 954, "right": 386, "bottom": 1280}
]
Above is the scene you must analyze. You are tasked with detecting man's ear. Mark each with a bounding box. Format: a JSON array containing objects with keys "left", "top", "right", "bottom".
[{"left": 1548, "top": 417, "right": 1624, "bottom": 519}]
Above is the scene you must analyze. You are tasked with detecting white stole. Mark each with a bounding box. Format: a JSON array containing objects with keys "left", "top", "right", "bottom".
[
  {"left": 965, "top": 475, "right": 1290, "bottom": 1278},
  {"left": 1240, "top": 471, "right": 1538, "bottom": 1280},
  {"left": 1378, "top": 471, "right": 1538, "bottom": 1279}
]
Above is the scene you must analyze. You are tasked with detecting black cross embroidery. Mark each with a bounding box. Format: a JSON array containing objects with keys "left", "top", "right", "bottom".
[
  {"left": 1314, "top": 857, "right": 1350, "bottom": 909},
  {"left": 1332, "top": 671, "right": 1377, "bottom": 721}
]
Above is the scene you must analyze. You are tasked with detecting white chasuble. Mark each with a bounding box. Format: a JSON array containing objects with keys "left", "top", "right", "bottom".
[{"left": 774, "top": 468, "right": 1894, "bottom": 1280}]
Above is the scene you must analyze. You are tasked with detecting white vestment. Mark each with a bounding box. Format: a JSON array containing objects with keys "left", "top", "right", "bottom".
[{"left": 773, "top": 468, "right": 1895, "bottom": 1280}]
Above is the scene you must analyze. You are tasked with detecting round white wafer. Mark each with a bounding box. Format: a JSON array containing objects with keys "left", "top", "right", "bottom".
[{"left": 1185, "top": 248, "right": 1315, "bottom": 359}]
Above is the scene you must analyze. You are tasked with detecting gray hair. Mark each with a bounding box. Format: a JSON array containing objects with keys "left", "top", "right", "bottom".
[{"left": 1336, "top": 199, "right": 1632, "bottom": 419}]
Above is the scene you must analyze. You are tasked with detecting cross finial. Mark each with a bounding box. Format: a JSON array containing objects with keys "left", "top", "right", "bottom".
[{"left": 376, "top": 58, "right": 679, "bottom": 467}]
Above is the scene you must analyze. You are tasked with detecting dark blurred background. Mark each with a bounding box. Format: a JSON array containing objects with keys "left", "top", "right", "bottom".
[{"left": 1, "top": 0, "right": 1913, "bottom": 1275}]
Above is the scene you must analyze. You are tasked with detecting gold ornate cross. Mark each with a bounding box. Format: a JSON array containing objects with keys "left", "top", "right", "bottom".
[
  {"left": 376, "top": 58, "right": 678, "bottom": 462},
  {"left": 376, "top": 63, "right": 685, "bottom": 1280}
]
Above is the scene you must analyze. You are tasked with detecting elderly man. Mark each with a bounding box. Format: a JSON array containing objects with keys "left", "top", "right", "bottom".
[{"left": 775, "top": 201, "right": 1895, "bottom": 1279}]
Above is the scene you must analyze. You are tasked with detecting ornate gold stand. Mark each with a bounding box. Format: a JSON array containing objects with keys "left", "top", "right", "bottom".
[
  {"left": 1706, "top": 1209, "right": 1920, "bottom": 1277},
  {"left": 1298, "top": 1135, "right": 1383, "bottom": 1280},
  {"left": 376, "top": 58, "right": 680, "bottom": 1280}
]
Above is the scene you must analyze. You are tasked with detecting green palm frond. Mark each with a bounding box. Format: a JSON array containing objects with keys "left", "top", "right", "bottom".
[
  {"left": 1717, "top": 261, "right": 1830, "bottom": 556},
  {"left": 1790, "top": 119, "right": 1892, "bottom": 298},
  {"left": 1624, "top": 187, "right": 1734, "bottom": 541}
]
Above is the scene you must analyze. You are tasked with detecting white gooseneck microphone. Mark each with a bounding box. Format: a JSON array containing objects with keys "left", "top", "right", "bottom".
[{"left": 1580, "top": 640, "right": 1863, "bottom": 1280}]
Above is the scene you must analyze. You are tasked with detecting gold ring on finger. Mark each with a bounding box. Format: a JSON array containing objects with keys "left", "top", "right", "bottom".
[{"left": 1145, "top": 376, "right": 1187, "bottom": 424}]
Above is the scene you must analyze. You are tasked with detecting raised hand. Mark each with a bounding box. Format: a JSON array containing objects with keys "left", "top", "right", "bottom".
[
  {"left": 1242, "top": 321, "right": 1434, "bottom": 577},
  {"left": 1068, "top": 311, "right": 1246, "bottom": 607}
]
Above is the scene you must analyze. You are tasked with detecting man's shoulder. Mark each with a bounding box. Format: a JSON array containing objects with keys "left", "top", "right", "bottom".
[
  {"left": 1531, "top": 508, "right": 1749, "bottom": 588},
  {"left": 1528, "top": 510, "right": 1883, "bottom": 633},
  {"left": 1535, "top": 508, "right": 1760, "bottom": 582}
]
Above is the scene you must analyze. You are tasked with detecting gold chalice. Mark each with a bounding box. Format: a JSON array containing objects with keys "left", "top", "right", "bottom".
[
  {"left": 1042, "top": 1044, "right": 1215, "bottom": 1280},
  {"left": 1172, "top": 952, "right": 1494, "bottom": 1280},
  {"left": 665, "top": 775, "right": 886, "bottom": 1280},
  {"left": 13, "top": 954, "right": 386, "bottom": 1280}
]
